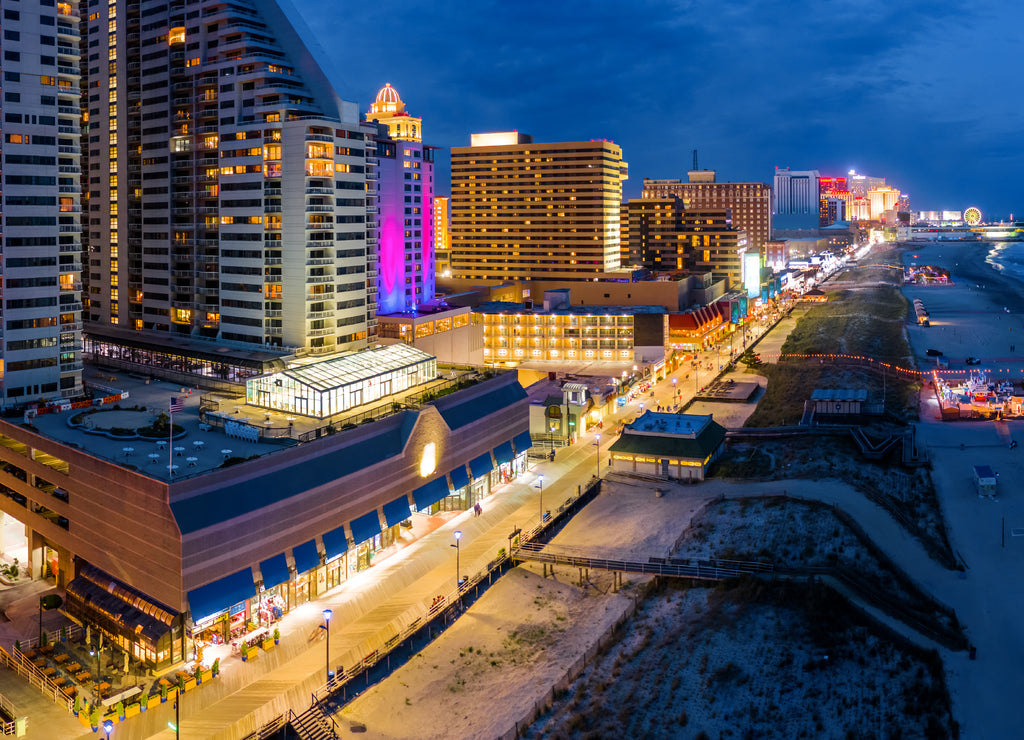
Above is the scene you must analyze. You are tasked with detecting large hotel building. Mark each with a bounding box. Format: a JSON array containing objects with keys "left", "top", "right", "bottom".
[
  {"left": 450, "top": 132, "right": 629, "bottom": 282},
  {"left": 81, "top": 0, "right": 372, "bottom": 357},
  {"left": 0, "top": 0, "right": 84, "bottom": 406},
  {"left": 642, "top": 171, "right": 771, "bottom": 250}
]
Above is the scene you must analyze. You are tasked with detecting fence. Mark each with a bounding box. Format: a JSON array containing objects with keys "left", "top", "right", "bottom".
[
  {"left": 0, "top": 646, "right": 72, "bottom": 713},
  {"left": 0, "top": 690, "right": 26, "bottom": 737},
  {"left": 245, "top": 479, "right": 604, "bottom": 740}
]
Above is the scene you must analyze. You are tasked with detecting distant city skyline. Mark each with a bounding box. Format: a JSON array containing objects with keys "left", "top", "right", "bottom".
[{"left": 294, "top": 0, "right": 1023, "bottom": 219}]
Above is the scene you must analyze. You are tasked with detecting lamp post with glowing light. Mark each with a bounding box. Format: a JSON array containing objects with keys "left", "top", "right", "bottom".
[
  {"left": 321, "top": 609, "right": 332, "bottom": 683},
  {"left": 451, "top": 530, "right": 462, "bottom": 590},
  {"left": 594, "top": 433, "right": 602, "bottom": 479},
  {"left": 103, "top": 719, "right": 113, "bottom": 740},
  {"left": 672, "top": 376, "right": 677, "bottom": 401},
  {"left": 168, "top": 696, "right": 179, "bottom": 739},
  {"left": 537, "top": 474, "right": 544, "bottom": 524}
]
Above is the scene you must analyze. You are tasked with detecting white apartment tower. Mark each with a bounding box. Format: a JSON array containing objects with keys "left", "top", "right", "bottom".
[
  {"left": 81, "top": 0, "right": 372, "bottom": 355},
  {"left": 0, "top": 0, "right": 84, "bottom": 405}
]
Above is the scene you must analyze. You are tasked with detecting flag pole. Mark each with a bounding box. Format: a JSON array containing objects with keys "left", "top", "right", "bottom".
[{"left": 168, "top": 400, "right": 173, "bottom": 476}]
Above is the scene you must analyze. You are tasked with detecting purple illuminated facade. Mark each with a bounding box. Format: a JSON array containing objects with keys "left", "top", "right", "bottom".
[{"left": 366, "top": 86, "right": 435, "bottom": 314}]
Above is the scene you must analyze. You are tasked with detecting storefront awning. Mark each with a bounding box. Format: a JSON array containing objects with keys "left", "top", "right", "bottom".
[
  {"left": 494, "top": 441, "right": 515, "bottom": 465},
  {"left": 382, "top": 495, "right": 412, "bottom": 527},
  {"left": 350, "top": 510, "right": 382, "bottom": 545},
  {"left": 449, "top": 464, "right": 470, "bottom": 491},
  {"left": 513, "top": 430, "right": 533, "bottom": 455},
  {"left": 188, "top": 569, "right": 256, "bottom": 623},
  {"left": 413, "top": 476, "right": 451, "bottom": 511},
  {"left": 259, "top": 553, "right": 290, "bottom": 590},
  {"left": 292, "top": 540, "right": 320, "bottom": 575},
  {"left": 469, "top": 452, "right": 494, "bottom": 479},
  {"left": 322, "top": 525, "right": 349, "bottom": 560}
]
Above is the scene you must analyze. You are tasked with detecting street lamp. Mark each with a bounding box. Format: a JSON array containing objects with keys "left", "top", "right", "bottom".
[
  {"left": 451, "top": 530, "right": 463, "bottom": 590},
  {"left": 321, "top": 609, "right": 333, "bottom": 683},
  {"left": 537, "top": 474, "right": 544, "bottom": 524},
  {"left": 103, "top": 719, "right": 113, "bottom": 740},
  {"left": 168, "top": 696, "right": 179, "bottom": 740},
  {"left": 672, "top": 377, "right": 677, "bottom": 400},
  {"left": 594, "top": 433, "right": 602, "bottom": 478}
]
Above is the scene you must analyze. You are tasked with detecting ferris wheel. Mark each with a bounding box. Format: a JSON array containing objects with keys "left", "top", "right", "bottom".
[{"left": 964, "top": 206, "right": 982, "bottom": 225}]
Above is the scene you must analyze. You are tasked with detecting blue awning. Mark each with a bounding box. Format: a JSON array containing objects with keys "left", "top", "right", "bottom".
[
  {"left": 322, "top": 525, "right": 348, "bottom": 560},
  {"left": 350, "top": 510, "right": 382, "bottom": 545},
  {"left": 292, "top": 539, "right": 320, "bottom": 574},
  {"left": 382, "top": 495, "right": 412, "bottom": 527},
  {"left": 413, "top": 476, "right": 451, "bottom": 511},
  {"left": 449, "top": 464, "right": 470, "bottom": 491},
  {"left": 512, "top": 430, "right": 533, "bottom": 455},
  {"left": 494, "top": 441, "right": 515, "bottom": 465},
  {"left": 258, "top": 553, "right": 290, "bottom": 590},
  {"left": 187, "top": 568, "right": 255, "bottom": 622},
  {"left": 469, "top": 452, "right": 494, "bottom": 479}
]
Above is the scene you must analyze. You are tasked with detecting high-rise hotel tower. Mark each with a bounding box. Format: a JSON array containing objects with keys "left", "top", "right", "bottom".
[
  {"left": 450, "top": 133, "right": 628, "bottom": 282},
  {"left": 0, "top": 0, "right": 84, "bottom": 405},
  {"left": 81, "top": 0, "right": 372, "bottom": 356}
]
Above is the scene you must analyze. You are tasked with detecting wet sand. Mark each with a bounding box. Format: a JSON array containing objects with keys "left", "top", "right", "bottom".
[{"left": 901, "top": 241, "right": 1024, "bottom": 376}]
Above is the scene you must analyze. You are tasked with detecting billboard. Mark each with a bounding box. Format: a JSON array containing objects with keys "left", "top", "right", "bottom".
[{"left": 743, "top": 252, "right": 762, "bottom": 298}]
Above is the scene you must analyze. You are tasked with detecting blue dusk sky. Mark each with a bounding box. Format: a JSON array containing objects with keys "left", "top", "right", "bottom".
[{"left": 294, "top": 0, "right": 1024, "bottom": 220}]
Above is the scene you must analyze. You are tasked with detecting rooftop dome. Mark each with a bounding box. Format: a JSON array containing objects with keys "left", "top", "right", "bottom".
[{"left": 375, "top": 83, "right": 402, "bottom": 105}]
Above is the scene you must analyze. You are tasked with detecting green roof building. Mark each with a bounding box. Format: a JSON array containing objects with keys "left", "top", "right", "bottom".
[{"left": 608, "top": 411, "right": 726, "bottom": 482}]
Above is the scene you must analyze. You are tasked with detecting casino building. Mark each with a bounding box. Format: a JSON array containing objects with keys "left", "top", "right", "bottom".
[{"left": 0, "top": 370, "right": 529, "bottom": 668}]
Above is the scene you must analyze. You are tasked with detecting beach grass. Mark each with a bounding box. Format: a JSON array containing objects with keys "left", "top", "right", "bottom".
[{"left": 744, "top": 283, "right": 919, "bottom": 427}]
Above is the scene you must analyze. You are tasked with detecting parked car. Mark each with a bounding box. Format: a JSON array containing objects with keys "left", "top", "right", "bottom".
[
  {"left": 966, "top": 357, "right": 981, "bottom": 365},
  {"left": 925, "top": 348, "right": 943, "bottom": 357}
]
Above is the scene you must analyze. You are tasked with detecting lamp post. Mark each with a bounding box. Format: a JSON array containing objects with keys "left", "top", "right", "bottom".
[
  {"left": 168, "top": 696, "right": 179, "bottom": 740},
  {"left": 103, "top": 719, "right": 113, "bottom": 740},
  {"left": 672, "top": 377, "right": 677, "bottom": 401},
  {"left": 321, "top": 609, "right": 333, "bottom": 683},
  {"left": 451, "top": 531, "right": 462, "bottom": 590},
  {"left": 594, "top": 433, "right": 601, "bottom": 478},
  {"left": 537, "top": 474, "right": 544, "bottom": 524}
]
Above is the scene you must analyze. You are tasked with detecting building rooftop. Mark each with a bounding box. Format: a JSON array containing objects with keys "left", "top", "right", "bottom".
[
  {"left": 24, "top": 362, "right": 516, "bottom": 484},
  {"left": 626, "top": 411, "right": 714, "bottom": 437},
  {"left": 86, "top": 325, "right": 290, "bottom": 371},
  {"left": 476, "top": 302, "right": 666, "bottom": 316}
]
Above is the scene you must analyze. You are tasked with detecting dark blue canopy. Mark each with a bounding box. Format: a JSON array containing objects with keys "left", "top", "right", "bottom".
[
  {"left": 382, "top": 495, "right": 412, "bottom": 527},
  {"left": 449, "top": 464, "right": 470, "bottom": 491},
  {"left": 188, "top": 569, "right": 255, "bottom": 622},
  {"left": 321, "top": 525, "right": 349, "bottom": 559},
  {"left": 258, "top": 553, "right": 290, "bottom": 590},
  {"left": 413, "top": 477, "right": 451, "bottom": 511},
  {"left": 494, "top": 441, "right": 515, "bottom": 465},
  {"left": 469, "top": 452, "right": 494, "bottom": 479},
  {"left": 292, "top": 539, "right": 320, "bottom": 574},
  {"left": 350, "top": 510, "right": 382, "bottom": 545},
  {"left": 512, "top": 430, "right": 533, "bottom": 455}
]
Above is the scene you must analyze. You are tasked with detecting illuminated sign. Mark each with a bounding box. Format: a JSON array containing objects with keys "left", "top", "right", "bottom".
[
  {"left": 419, "top": 442, "right": 436, "bottom": 477},
  {"left": 743, "top": 252, "right": 762, "bottom": 298}
]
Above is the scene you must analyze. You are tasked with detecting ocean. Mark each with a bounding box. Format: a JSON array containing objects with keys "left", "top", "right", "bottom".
[{"left": 985, "top": 241, "right": 1024, "bottom": 284}]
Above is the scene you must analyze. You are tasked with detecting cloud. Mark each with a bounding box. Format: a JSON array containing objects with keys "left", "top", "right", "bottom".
[{"left": 294, "top": 0, "right": 1024, "bottom": 215}]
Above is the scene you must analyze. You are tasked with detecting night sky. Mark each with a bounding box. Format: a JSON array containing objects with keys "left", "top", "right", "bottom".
[{"left": 293, "top": 0, "right": 1024, "bottom": 220}]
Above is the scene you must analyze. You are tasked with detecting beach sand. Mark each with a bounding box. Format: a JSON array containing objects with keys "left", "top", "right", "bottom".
[{"left": 897, "top": 239, "right": 1024, "bottom": 739}]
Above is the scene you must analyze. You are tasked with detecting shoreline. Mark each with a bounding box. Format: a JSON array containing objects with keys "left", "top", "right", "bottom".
[{"left": 899, "top": 241, "right": 1024, "bottom": 375}]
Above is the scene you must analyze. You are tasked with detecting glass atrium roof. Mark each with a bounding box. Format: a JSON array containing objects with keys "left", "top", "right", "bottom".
[{"left": 278, "top": 344, "right": 435, "bottom": 392}]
